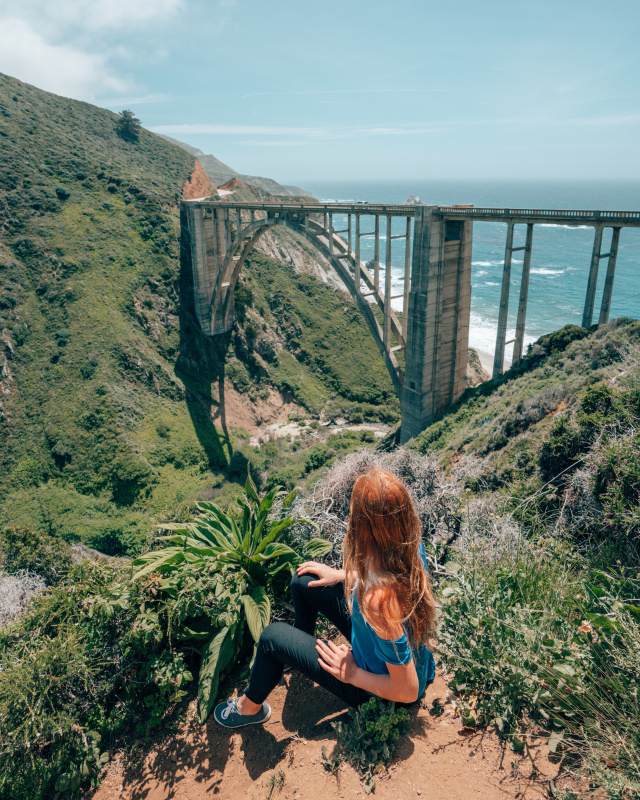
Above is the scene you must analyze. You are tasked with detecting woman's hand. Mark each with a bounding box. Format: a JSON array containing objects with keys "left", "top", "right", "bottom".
[
  {"left": 316, "top": 639, "right": 358, "bottom": 683},
  {"left": 297, "top": 561, "right": 345, "bottom": 587}
]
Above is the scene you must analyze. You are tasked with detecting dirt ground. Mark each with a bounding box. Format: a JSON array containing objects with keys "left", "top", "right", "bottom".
[{"left": 91, "top": 669, "right": 583, "bottom": 800}]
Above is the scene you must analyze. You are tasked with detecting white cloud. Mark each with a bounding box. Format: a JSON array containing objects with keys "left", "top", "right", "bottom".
[
  {"left": 150, "top": 123, "right": 322, "bottom": 136},
  {"left": 99, "top": 92, "right": 170, "bottom": 108},
  {"left": 0, "top": 17, "right": 129, "bottom": 100},
  {"left": 0, "top": 0, "right": 184, "bottom": 101},
  {"left": 0, "top": 0, "right": 184, "bottom": 32},
  {"left": 149, "top": 122, "right": 438, "bottom": 141}
]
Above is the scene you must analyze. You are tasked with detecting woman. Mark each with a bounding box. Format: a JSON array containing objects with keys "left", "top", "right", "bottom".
[{"left": 214, "top": 468, "right": 437, "bottom": 728}]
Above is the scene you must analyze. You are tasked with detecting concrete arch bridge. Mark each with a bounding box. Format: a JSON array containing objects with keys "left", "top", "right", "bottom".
[{"left": 181, "top": 200, "right": 640, "bottom": 442}]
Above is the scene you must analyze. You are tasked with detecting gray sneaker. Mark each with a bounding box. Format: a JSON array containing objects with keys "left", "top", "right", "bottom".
[{"left": 213, "top": 697, "right": 272, "bottom": 729}]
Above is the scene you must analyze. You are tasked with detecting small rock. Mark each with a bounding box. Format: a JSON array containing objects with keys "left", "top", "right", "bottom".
[
  {"left": 417, "top": 791, "right": 422, "bottom": 795},
  {"left": 170, "top": 752, "right": 177, "bottom": 763}
]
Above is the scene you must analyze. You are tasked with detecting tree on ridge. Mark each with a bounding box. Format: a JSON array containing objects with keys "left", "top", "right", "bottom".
[{"left": 115, "top": 109, "right": 142, "bottom": 143}]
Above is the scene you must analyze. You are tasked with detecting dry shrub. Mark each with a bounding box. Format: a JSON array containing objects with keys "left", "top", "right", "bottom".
[
  {"left": 560, "top": 466, "right": 602, "bottom": 535},
  {"left": 454, "top": 498, "right": 524, "bottom": 570},
  {"left": 0, "top": 570, "right": 45, "bottom": 627},
  {"left": 289, "top": 448, "right": 462, "bottom": 567}
]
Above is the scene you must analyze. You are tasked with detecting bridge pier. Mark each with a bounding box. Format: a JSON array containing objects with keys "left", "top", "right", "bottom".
[
  {"left": 182, "top": 203, "right": 234, "bottom": 335},
  {"left": 400, "top": 206, "right": 473, "bottom": 443}
]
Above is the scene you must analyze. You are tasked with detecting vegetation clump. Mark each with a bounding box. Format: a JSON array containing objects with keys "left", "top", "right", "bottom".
[
  {"left": 322, "top": 697, "right": 410, "bottom": 793},
  {"left": 0, "top": 479, "right": 326, "bottom": 799}
]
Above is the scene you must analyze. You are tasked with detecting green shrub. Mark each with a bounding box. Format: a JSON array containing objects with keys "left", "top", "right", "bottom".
[
  {"left": 0, "top": 526, "right": 72, "bottom": 585},
  {"left": 438, "top": 537, "right": 640, "bottom": 791},
  {"left": 322, "top": 697, "right": 409, "bottom": 792},
  {"left": 539, "top": 415, "right": 583, "bottom": 482},
  {"left": 305, "top": 444, "right": 331, "bottom": 473},
  {"left": 0, "top": 560, "right": 192, "bottom": 800},
  {"left": 110, "top": 454, "right": 155, "bottom": 506},
  {"left": 226, "top": 360, "right": 253, "bottom": 393},
  {"left": 133, "top": 476, "right": 331, "bottom": 722},
  {"left": 593, "top": 432, "right": 640, "bottom": 541}
]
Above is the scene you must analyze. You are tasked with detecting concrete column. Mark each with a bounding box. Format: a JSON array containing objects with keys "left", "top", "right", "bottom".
[
  {"left": 328, "top": 213, "right": 334, "bottom": 255},
  {"left": 512, "top": 223, "right": 534, "bottom": 364},
  {"left": 599, "top": 227, "right": 621, "bottom": 324},
  {"left": 374, "top": 215, "right": 380, "bottom": 293},
  {"left": 400, "top": 206, "right": 473, "bottom": 443},
  {"left": 403, "top": 217, "right": 412, "bottom": 339},
  {"left": 384, "top": 215, "right": 392, "bottom": 346},
  {"left": 355, "top": 214, "right": 361, "bottom": 292},
  {"left": 582, "top": 226, "right": 604, "bottom": 328},
  {"left": 493, "top": 222, "right": 515, "bottom": 378},
  {"left": 182, "top": 203, "right": 226, "bottom": 336}
]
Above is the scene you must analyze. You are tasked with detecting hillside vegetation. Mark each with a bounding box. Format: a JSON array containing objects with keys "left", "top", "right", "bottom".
[
  {"left": 0, "top": 73, "right": 398, "bottom": 556},
  {"left": 2, "top": 320, "right": 640, "bottom": 800}
]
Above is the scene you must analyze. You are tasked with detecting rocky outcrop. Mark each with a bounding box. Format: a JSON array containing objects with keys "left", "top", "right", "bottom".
[
  {"left": 466, "top": 347, "right": 491, "bottom": 387},
  {"left": 256, "top": 227, "right": 348, "bottom": 293},
  {"left": 218, "top": 177, "right": 245, "bottom": 192},
  {"left": 182, "top": 159, "right": 217, "bottom": 200}
]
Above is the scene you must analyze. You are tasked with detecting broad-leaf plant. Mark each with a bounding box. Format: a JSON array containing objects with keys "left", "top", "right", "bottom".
[{"left": 133, "top": 475, "right": 331, "bottom": 721}]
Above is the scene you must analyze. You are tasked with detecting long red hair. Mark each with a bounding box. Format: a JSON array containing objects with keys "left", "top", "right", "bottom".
[{"left": 343, "top": 468, "right": 436, "bottom": 645}]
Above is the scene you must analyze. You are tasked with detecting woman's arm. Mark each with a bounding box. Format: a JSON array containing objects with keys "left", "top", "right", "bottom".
[
  {"left": 315, "top": 640, "right": 420, "bottom": 704},
  {"left": 297, "top": 561, "right": 346, "bottom": 587}
]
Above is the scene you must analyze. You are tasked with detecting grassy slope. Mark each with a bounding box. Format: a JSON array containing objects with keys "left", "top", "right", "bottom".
[
  {"left": 410, "top": 318, "right": 640, "bottom": 524},
  {"left": 0, "top": 74, "right": 399, "bottom": 553}
]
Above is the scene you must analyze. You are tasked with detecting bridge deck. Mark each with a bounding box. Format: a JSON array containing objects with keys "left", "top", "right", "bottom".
[{"left": 185, "top": 199, "right": 640, "bottom": 226}]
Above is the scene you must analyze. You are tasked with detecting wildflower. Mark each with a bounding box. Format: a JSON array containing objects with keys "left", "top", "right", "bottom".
[{"left": 578, "top": 620, "right": 594, "bottom": 634}]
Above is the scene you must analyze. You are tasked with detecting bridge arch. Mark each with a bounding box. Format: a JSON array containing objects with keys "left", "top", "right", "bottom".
[
  {"left": 212, "top": 213, "right": 405, "bottom": 395},
  {"left": 181, "top": 199, "right": 476, "bottom": 442}
]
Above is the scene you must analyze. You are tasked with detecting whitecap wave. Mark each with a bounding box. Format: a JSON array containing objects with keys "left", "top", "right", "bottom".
[
  {"left": 539, "top": 224, "right": 592, "bottom": 230},
  {"left": 531, "top": 268, "right": 565, "bottom": 275},
  {"left": 468, "top": 311, "right": 537, "bottom": 356}
]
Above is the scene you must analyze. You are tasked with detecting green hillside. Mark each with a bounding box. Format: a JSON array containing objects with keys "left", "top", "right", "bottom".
[{"left": 0, "top": 73, "right": 398, "bottom": 555}]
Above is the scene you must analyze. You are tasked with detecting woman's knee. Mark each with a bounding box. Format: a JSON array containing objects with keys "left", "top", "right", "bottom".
[
  {"left": 258, "top": 621, "right": 290, "bottom": 651},
  {"left": 291, "top": 570, "right": 317, "bottom": 596}
]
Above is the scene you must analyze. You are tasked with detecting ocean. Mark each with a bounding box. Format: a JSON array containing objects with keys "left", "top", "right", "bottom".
[{"left": 301, "top": 179, "right": 640, "bottom": 357}]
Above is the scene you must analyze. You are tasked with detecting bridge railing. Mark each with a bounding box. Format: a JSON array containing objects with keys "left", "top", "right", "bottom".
[
  {"left": 185, "top": 199, "right": 416, "bottom": 216},
  {"left": 436, "top": 206, "right": 640, "bottom": 225}
]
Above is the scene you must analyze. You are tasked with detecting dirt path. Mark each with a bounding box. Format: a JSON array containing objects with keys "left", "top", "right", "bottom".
[{"left": 91, "top": 670, "right": 578, "bottom": 800}]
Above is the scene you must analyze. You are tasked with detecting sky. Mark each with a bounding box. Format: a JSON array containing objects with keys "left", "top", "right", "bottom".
[{"left": 1, "top": 0, "right": 640, "bottom": 184}]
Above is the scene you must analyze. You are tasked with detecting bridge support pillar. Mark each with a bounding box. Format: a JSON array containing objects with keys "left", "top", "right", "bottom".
[
  {"left": 400, "top": 206, "right": 473, "bottom": 443},
  {"left": 182, "top": 203, "right": 234, "bottom": 335}
]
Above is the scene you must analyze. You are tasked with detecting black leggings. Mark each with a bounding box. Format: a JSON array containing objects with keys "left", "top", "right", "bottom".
[{"left": 244, "top": 572, "right": 372, "bottom": 708}]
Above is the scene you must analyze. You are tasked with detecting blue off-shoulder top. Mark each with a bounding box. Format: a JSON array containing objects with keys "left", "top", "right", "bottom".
[{"left": 350, "top": 541, "right": 436, "bottom": 699}]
